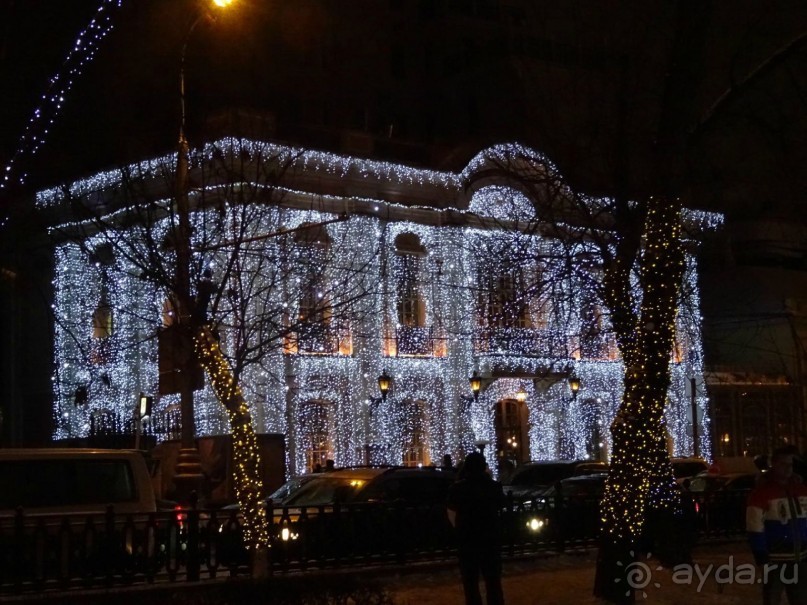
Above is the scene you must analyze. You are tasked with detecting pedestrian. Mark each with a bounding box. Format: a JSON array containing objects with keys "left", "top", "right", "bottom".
[
  {"left": 447, "top": 451, "right": 505, "bottom": 605},
  {"left": 325, "top": 459, "right": 335, "bottom": 472},
  {"left": 442, "top": 453, "right": 455, "bottom": 472},
  {"left": 747, "top": 446, "right": 807, "bottom": 605}
]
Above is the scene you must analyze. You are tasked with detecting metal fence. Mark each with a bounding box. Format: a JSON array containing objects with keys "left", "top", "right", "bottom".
[{"left": 0, "top": 489, "right": 748, "bottom": 595}]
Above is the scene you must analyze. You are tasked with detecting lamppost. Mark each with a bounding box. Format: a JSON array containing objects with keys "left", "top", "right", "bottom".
[
  {"left": 172, "top": 0, "right": 237, "bottom": 502},
  {"left": 558, "top": 374, "right": 581, "bottom": 459},
  {"left": 134, "top": 392, "right": 153, "bottom": 451},
  {"left": 469, "top": 371, "right": 483, "bottom": 402},
  {"left": 365, "top": 370, "right": 393, "bottom": 464}
]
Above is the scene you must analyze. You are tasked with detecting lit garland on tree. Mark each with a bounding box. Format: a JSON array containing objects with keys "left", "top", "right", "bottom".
[
  {"left": 600, "top": 196, "right": 687, "bottom": 541},
  {"left": 194, "top": 326, "right": 269, "bottom": 549}
]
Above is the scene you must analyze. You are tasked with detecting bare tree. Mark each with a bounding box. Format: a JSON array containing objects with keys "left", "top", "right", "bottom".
[
  {"left": 472, "top": 2, "right": 807, "bottom": 600},
  {"left": 46, "top": 137, "right": 375, "bottom": 552}
]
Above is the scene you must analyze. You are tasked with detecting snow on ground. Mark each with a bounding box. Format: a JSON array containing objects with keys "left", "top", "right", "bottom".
[{"left": 388, "top": 541, "right": 765, "bottom": 604}]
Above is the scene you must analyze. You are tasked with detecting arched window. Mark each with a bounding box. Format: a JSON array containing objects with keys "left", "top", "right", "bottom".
[
  {"left": 92, "top": 302, "right": 113, "bottom": 339},
  {"left": 300, "top": 400, "right": 334, "bottom": 472},
  {"left": 90, "top": 285, "right": 113, "bottom": 364},
  {"left": 402, "top": 399, "right": 429, "bottom": 467},
  {"left": 392, "top": 233, "right": 433, "bottom": 356},
  {"left": 478, "top": 269, "right": 531, "bottom": 329},
  {"left": 394, "top": 233, "right": 426, "bottom": 328},
  {"left": 294, "top": 223, "right": 332, "bottom": 325},
  {"left": 291, "top": 224, "right": 343, "bottom": 354}
]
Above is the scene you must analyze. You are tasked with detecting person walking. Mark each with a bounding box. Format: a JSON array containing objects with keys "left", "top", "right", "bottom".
[
  {"left": 447, "top": 452, "right": 505, "bottom": 605},
  {"left": 747, "top": 446, "right": 807, "bottom": 605}
]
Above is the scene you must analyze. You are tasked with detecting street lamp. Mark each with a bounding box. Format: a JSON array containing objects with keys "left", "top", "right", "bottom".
[
  {"left": 568, "top": 375, "right": 581, "bottom": 400},
  {"left": 173, "top": 0, "right": 237, "bottom": 503},
  {"left": 469, "top": 371, "right": 482, "bottom": 402},
  {"left": 134, "top": 392, "right": 153, "bottom": 450},
  {"left": 515, "top": 386, "right": 528, "bottom": 403},
  {"left": 377, "top": 370, "right": 392, "bottom": 402}
]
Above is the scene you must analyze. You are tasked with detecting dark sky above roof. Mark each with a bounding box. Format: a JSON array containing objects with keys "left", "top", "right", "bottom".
[{"left": 2, "top": 0, "right": 807, "bottom": 219}]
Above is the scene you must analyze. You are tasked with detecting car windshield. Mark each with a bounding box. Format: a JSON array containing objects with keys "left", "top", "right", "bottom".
[
  {"left": 507, "top": 464, "right": 572, "bottom": 487},
  {"left": 544, "top": 479, "right": 604, "bottom": 498},
  {"left": 672, "top": 461, "right": 707, "bottom": 478},
  {"left": 0, "top": 459, "right": 136, "bottom": 509},
  {"left": 268, "top": 476, "right": 315, "bottom": 504},
  {"left": 688, "top": 475, "right": 727, "bottom": 492},
  {"left": 283, "top": 476, "right": 368, "bottom": 506}
]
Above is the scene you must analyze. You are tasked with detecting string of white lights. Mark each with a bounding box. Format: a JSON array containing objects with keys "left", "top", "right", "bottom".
[{"left": 48, "top": 141, "right": 714, "bottom": 477}]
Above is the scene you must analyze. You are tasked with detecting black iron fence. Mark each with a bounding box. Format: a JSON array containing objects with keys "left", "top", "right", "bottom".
[{"left": 0, "top": 489, "right": 749, "bottom": 595}]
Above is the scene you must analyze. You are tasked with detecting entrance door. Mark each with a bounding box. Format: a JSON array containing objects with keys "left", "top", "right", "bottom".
[{"left": 495, "top": 399, "right": 528, "bottom": 479}]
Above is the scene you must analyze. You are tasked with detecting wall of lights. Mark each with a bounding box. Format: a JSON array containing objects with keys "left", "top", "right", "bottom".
[{"left": 48, "top": 140, "right": 718, "bottom": 477}]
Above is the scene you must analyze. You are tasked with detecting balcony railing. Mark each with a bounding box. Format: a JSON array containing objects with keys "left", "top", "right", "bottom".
[
  {"left": 395, "top": 325, "right": 434, "bottom": 356},
  {"left": 287, "top": 322, "right": 352, "bottom": 356},
  {"left": 473, "top": 327, "right": 557, "bottom": 356}
]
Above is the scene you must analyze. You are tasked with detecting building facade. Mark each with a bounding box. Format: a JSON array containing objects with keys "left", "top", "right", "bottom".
[{"left": 41, "top": 139, "right": 716, "bottom": 476}]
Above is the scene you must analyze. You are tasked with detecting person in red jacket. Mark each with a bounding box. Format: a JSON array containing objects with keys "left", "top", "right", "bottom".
[{"left": 747, "top": 447, "right": 807, "bottom": 604}]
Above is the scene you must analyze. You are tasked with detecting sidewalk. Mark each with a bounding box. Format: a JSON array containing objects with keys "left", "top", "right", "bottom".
[{"left": 387, "top": 541, "right": 764, "bottom": 604}]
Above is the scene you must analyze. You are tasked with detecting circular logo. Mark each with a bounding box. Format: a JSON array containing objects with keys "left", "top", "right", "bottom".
[{"left": 616, "top": 551, "right": 663, "bottom": 598}]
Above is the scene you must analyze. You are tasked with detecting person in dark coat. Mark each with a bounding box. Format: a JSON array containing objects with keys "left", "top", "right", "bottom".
[{"left": 447, "top": 452, "right": 505, "bottom": 605}]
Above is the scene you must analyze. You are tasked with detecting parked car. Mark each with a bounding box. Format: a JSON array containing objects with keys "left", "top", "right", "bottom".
[
  {"left": 518, "top": 473, "right": 607, "bottom": 541},
  {"left": 0, "top": 448, "right": 162, "bottom": 518},
  {"left": 671, "top": 457, "right": 709, "bottom": 484},
  {"left": 686, "top": 472, "right": 758, "bottom": 493},
  {"left": 502, "top": 460, "right": 608, "bottom": 504},
  {"left": 265, "top": 474, "right": 318, "bottom": 504},
  {"left": 281, "top": 466, "right": 457, "bottom": 507},
  {"left": 686, "top": 471, "right": 757, "bottom": 534},
  {"left": 221, "top": 466, "right": 458, "bottom": 559}
]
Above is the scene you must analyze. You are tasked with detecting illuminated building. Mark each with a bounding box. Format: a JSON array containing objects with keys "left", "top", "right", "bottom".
[{"left": 41, "top": 138, "right": 719, "bottom": 476}]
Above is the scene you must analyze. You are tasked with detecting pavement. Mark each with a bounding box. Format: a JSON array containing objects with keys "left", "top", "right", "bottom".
[{"left": 386, "top": 541, "right": 766, "bottom": 604}]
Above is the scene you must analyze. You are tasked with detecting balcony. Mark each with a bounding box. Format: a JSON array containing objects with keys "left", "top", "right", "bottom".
[
  {"left": 384, "top": 325, "right": 445, "bottom": 357},
  {"left": 473, "top": 327, "right": 556, "bottom": 357},
  {"left": 285, "top": 322, "right": 352, "bottom": 356}
]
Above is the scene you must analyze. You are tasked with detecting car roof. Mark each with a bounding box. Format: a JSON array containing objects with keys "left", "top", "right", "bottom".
[
  {"left": 521, "top": 460, "right": 606, "bottom": 467},
  {"left": 319, "top": 468, "right": 388, "bottom": 480},
  {"left": 562, "top": 473, "right": 607, "bottom": 483},
  {"left": 0, "top": 448, "right": 142, "bottom": 459}
]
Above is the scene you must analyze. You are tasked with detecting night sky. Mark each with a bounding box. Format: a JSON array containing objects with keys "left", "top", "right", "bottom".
[{"left": 2, "top": 0, "right": 807, "bottom": 219}]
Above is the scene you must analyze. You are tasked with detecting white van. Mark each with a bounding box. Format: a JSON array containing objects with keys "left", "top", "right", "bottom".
[{"left": 0, "top": 448, "right": 158, "bottom": 517}]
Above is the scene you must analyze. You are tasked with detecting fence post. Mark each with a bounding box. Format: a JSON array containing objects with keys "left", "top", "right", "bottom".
[
  {"left": 554, "top": 481, "right": 565, "bottom": 553},
  {"left": 104, "top": 504, "right": 115, "bottom": 586},
  {"left": 13, "top": 508, "right": 24, "bottom": 593},
  {"left": 505, "top": 490, "right": 515, "bottom": 557},
  {"left": 186, "top": 491, "right": 200, "bottom": 582}
]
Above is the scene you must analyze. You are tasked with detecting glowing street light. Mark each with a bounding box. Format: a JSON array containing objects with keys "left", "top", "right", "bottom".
[
  {"left": 515, "top": 387, "right": 528, "bottom": 403},
  {"left": 469, "top": 371, "right": 482, "bottom": 402},
  {"left": 568, "top": 375, "right": 581, "bottom": 400},
  {"left": 377, "top": 370, "right": 392, "bottom": 402}
]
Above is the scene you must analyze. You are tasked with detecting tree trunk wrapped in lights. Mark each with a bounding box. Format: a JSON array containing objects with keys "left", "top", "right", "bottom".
[
  {"left": 194, "top": 325, "right": 270, "bottom": 551},
  {"left": 594, "top": 196, "right": 685, "bottom": 602}
]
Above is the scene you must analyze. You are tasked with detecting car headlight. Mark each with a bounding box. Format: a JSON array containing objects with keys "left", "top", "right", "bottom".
[{"left": 526, "top": 517, "right": 546, "bottom": 532}]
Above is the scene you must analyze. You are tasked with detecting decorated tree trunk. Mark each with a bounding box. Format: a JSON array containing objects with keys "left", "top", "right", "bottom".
[
  {"left": 594, "top": 197, "right": 685, "bottom": 603},
  {"left": 194, "top": 326, "right": 270, "bottom": 553}
]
